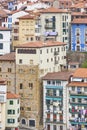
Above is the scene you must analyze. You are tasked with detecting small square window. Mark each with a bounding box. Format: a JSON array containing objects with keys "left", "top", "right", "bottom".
[
  {"left": 0, "top": 43, "right": 3, "bottom": 49},
  {"left": 19, "top": 59, "right": 22, "bottom": 64},
  {"left": 20, "top": 83, "right": 23, "bottom": 89},
  {"left": 10, "top": 100, "right": 13, "bottom": 105},
  {"left": 29, "top": 120, "right": 35, "bottom": 127}
]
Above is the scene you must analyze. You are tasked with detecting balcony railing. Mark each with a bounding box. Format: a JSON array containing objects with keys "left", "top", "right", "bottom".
[
  {"left": 46, "top": 118, "right": 63, "bottom": 124},
  {"left": 69, "top": 120, "right": 87, "bottom": 125},
  {"left": 44, "top": 32, "right": 58, "bottom": 37}
]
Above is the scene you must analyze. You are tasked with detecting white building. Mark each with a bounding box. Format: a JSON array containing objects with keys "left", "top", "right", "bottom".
[
  {"left": 0, "top": 78, "right": 7, "bottom": 130},
  {"left": 16, "top": 41, "right": 67, "bottom": 77},
  {"left": 5, "top": 92, "right": 20, "bottom": 130},
  {"left": 40, "top": 7, "right": 71, "bottom": 49},
  {"left": 42, "top": 71, "right": 73, "bottom": 130},
  {"left": 67, "top": 68, "right": 87, "bottom": 130},
  {"left": 0, "top": 27, "right": 11, "bottom": 55}
]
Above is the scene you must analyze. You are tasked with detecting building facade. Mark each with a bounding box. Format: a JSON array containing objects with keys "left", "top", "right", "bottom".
[
  {"left": 71, "top": 18, "right": 87, "bottom": 52},
  {"left": 67, "top": 68, "right": 87, "bottom": 130},
  {"left": 6, "top": 92, "right": 20, "bottom": 130},
  {"left": 0, "top": 52, "right": 16, "bottom": 93},
  {"left": 42, "top": 71, "right": 73, "bottom": 130},
  {"left": 18, "top": 14, "right": 41, "bottom": 45},
  {"left": 0, "top": 27, "right": 11, "bottom": 55},
  {"left": 40, "top": 7, "right": 71, "bottom": 49},
  {"left": 0, "top": 78, "right": 7, "bottom": 130},
  {"left": 15, "top": 41, "right": 67, "bottom": 130}
]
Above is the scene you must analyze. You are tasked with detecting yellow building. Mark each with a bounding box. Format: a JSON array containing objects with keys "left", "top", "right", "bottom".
[{"left": 18, "top": 13, "right": 41, "bottom": 45}]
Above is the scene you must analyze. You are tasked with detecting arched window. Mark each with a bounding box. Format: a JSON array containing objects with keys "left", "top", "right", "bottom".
[
  {"left": 22, "top": 119, "right": 26, "bottom": 124},
  {"left": 0, "top": 34, "right": 3, "bottom": 39}
]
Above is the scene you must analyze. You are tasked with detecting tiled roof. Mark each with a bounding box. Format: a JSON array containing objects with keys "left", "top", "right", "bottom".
[
  {"left": 73, "top": 68, "right": 87, "bottom": 78},
  {"left": 0, "top": 52, "right": 15, "bottom": 61},
  {"left": 40, "top": 7, "right": 69, "bottom": 13},
  {"left": 71, "top": 18, "right": 87, "bottom": 24},
  {"left": 18, "top": 14, "right": 35, "bottom": 19},
  {"left": 71, "top": 12, "right": 87, "bottom": 16},
  {"left": 7, "top": 92, "right": 20, "bottom": 99},
  {"left": 67, "top": 81, "right": 87, "bottom": 87},
  {"left": 42, "top": 71, "right": 74, "bottom": 80},
  {"left": 70, "top": 2, "right": 85, "bottom": 8},
  {"left": 16, "top": 41, "right": 66, "bottom": 48}
]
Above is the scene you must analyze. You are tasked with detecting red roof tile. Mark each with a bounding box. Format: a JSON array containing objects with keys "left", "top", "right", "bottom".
[
  {"left": 42, "top": 71, "right": 74, "bottom": 80},
  {"left": 16, "top": 41, "right": 66, "bottom": 48},
  {"left": 7, "top": 92, "right": 20, "bottom": 99},
  {"left": 0, "top": 52, "right": 15, "bottom": 61},
  {"left": 67, "top": 81, "right": 87, "bottom": 87},
  {"left": 40, "top": 7, "right": 70, "bottom": 13},
  {"left": 71, "top": 18, "right": 87, "bottom": 24},
  {"left": 73, "top": 68, "right": 87, "bottom": 78}
]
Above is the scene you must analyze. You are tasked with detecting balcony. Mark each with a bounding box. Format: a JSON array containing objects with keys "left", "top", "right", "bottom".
[
  {"left": 44, "top": 32, "right": 58, "bottom": 37},
  {"left": 69, "top": 101, "right": 87, "bottom": 106},
  {"left": 46, "top": 85, "right": 63, "bottom": 90},
  {"left": 45, "top": 18, "right": 53, "bottom": 23},
  {"left": 46, "top": 93, "right": 62, "bottom": 98},
  {"left": 46, "top": 118, "right": 63, "bottom": 124},
  {"left": 69, "top": 120, "right": 87, "bottom": 125}
]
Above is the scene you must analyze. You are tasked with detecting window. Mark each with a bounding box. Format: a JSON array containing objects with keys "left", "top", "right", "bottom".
[
  {"left": 0, "top": 43, "right": 3, "bottom": 49},
  {"left": 78, "top": 98, "right": 81, "bottom": 103},
  {"left": 27, "top": 107, "right": 31, "bottom": 111},
  {"left": 84, "top": 87, "right": 87, "bottom": 92},
  {"left": 14, "top": 29, "right": 18, "bottom": 33},
  {"left": 72, "top": 98, "right": 75, "bottom": 102},
  {"left": 8, "top": 68, "right": 12, "bottom": 72},
  {"left": 7, "top": 119, "right": 15, "bottom": 123},
  {"left": 0, "top": 96, "right": 4, "bottom": 102},
  {"left": 9, "top": 100, "right": 13, "bottom": 105},
  {"left": 22, "top": 119, "right": 26, "bottom": 124},
  {"left": 30, "top": 37, "right": 33, "bottom": 41},
  {"left": 30, "top": 60, "right": 33, "bottom": 65},
  {"left": 0, "top": 34, "right": 3, "bottom": 39},
  {"left": 19, "top": 59, "right": 22, "bottom": 64},
  {"left": 40, "top": 50, "right": 42, "bottom": 54},
  {"left": 47, "top": 59, "right": 49, "bottom": 62},
  {"left": 47, "top": 80, "right": 51, "bottom": 84},
  {"left": 52, "top": 81, "right": 55, "bottom": 85},
  {"left": 20, "top": 83, "right": 23, "bottom": 89},
  {"left": 72, "top": 87, "right": 75, "bottom": 91},
  {"left": 0, "top": 68, "right": 1, "bottom": 72},
  {"left": 18, "top": 108, "right": 19, "bottom": 113},
  {"left": 53, "top": 125, "right": 56, "bottom": 130},
  {"left": 60, "top": 126, "right": 63, "bottom": 130},
  {"left": 8, "top": 110, "right": 15, "bottom": 114},
  {"left": 14, "top": 36, "right": 18, "bottom": 40},
  {"left": 29, "top": 120, "right": 35, "bottom": 127},
  {"left": 51, "top": 48, "right": 53, "bottom": 52},
  {"left": 17, "top": 99, "right": 19, "bottom": 104},
  {"left": 47, "top": 125, "right": 50, "bottom": 130},
  {"left": 20, "top": 107, "right": 24, "bottom": 111},
  {"left": 29, "top": 83, "right": 33, "bottom": 89},
  {"left": 7, "top": 81, "right": 11, "bottom": 86}
]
